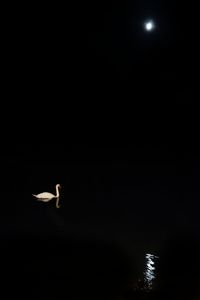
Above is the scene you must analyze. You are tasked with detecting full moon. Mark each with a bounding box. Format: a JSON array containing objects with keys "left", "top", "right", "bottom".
[{"left": 144, "top": 20, "right": 155, "bottom": 32}]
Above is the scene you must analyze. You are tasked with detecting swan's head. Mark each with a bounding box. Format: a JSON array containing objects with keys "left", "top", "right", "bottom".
[{"left": 56, "top": 184, "right": 61, "bottom": 188}]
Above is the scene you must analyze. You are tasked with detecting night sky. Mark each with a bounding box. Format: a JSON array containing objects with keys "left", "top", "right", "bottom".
[{"left": 1, "top": 0, "right": 200, "bottom": 297}]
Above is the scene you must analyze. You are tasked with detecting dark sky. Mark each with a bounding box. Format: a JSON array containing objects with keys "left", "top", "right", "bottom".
[{"left": 2, "top": 1, "right": 200, "bottom": 248}]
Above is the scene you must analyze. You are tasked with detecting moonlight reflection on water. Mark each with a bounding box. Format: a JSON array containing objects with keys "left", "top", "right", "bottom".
[{"left": 144, "top": 253, "right": 159, "bottom": 289}]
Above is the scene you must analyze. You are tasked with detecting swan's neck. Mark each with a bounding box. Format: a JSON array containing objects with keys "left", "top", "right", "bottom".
[{"left": 55, "top": 185, "right": 60, "bottom": 197}]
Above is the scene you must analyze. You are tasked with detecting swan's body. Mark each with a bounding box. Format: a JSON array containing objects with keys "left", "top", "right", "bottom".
[
  {"left": 33, "top": 192, "right": 57, "bottom": 201},
  {"left": 32, "top": 184, "right": 61, "bottom": 208}
]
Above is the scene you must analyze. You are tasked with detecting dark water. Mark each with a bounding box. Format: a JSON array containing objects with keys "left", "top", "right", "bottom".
[{"left": 1, "top": 154, "right": 200, "bottom": 298}]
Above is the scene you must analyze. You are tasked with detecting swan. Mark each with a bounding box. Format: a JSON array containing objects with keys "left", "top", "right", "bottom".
[{"left": 32, "top": 184, "right": 61, "bottom": 208}]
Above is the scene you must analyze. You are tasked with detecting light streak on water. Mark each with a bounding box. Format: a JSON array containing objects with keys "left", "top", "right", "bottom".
[{"left": 144, "top": 253, "right": 159, "bottom": 290}]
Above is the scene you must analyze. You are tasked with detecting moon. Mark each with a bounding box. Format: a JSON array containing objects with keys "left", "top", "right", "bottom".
[{"left": 144, "top": 20, "right": 155, "bottom": 32}]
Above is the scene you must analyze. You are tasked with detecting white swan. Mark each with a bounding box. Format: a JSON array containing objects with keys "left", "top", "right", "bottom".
[{"left": 32, "top": 184, "right": 61, "bottom": 208}]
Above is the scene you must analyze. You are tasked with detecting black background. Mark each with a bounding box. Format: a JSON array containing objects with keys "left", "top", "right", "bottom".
[{"left": 1, "top": 0, "right": 200, "bottom": 298}]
